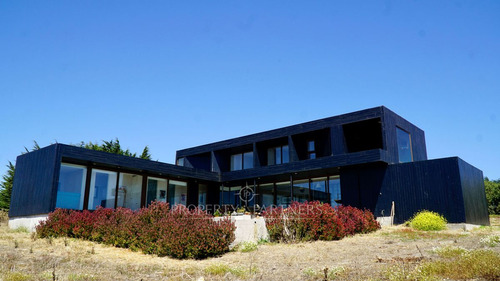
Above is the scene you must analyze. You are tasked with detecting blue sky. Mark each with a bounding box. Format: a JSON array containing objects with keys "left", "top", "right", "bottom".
[{"left": 1, "top": 1, "right": 499, "bottom": 180}]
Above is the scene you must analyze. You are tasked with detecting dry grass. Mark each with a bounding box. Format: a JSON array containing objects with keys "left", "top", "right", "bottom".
[{"left": 0, "top": 217, "right": 499, "bottom": 280}]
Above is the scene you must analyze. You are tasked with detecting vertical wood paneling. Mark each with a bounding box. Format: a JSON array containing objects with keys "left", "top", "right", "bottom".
[{"left": 9, "top": 145, "right": 59, "bottom": 217}]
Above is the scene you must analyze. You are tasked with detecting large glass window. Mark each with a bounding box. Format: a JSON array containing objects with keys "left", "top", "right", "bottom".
[
  {"left": 146, "top": 177, "right": 168, "bottom": 206},
  {"left": 329, "top": 176, "right": 341, "bottom": 207},
  {"left": 267, "top": 145, "right": 289, "bottom": 165},
  {"left": 230, "top": 151, "right": 253, "bottom": 171},
  {"left": 168, "top": 180, "right": 187, "bottom": 206},
  {"left": 56, "top": 163, "right": 87, "bottom": 210},
  {"left": 88, "top": 169, "right": 117, "bottom": 210},
  {"left": 117, "top": 173, "right": 143, "bottom": 210},
  {"left": 292, "top": 179, "right": 309, "bottom": 202},
  {"left": 198, "top": 184, "right": 207, "bottom": 207},
  {"left": 397, "top": 127, "right": 413, "bottom": 163},
  {"left": 220, "top": 186, "right": 243, "bottom": 206},
  {"left": 259, "top": 183, "right": 274, "bottom": 207},
  {"left": 276, "top": 181, "right": 291, "bottom": 207},
  {"left": 311, "top": 177, "right": 329, "bottom": 203}
]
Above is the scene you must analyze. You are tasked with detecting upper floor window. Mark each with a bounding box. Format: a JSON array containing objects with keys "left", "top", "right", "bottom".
[
  {"left": 176, "top": 157, "right": 184, "bottom": 166},
  {"left": 307, "top": 140, "right": 316, "bottom": 159},
  {"left": 268, "top": 145, "right": 289, "bottom": 165},
  {"left": 230, "top": 151, "right": 253, "bottom": 171},
  {"left": 397, "top": 127, "right": 413, "bottom": 163}
]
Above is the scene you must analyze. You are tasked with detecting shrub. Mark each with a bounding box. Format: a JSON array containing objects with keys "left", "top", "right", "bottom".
[
  {"left": 480, "top": 234, "right": 500, "bottom": 247},
  {"left": 0, "top": 209, "right": 8, "bottom": 224},
  {"left": 484, "top": 178, "right": 500, "bottom": 215},
  {"left": 238, "top": 241, "right": 258, "bottom": 252},
  {"left": 36, "top": 202, "right": 235, "bottom": 259},
  {"left": 409, "top": 210, "right": 447, "bottom": 231},
  {"left": 262, "top": 201, "right": 380, "bottom": 243}
]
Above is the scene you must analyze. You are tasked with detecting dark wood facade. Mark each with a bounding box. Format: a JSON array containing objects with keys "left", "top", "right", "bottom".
[{"left": 9, "top": 106, "right": 490, "bottom": 225}]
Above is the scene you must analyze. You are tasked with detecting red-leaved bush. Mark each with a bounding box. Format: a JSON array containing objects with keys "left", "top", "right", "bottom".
[
  {"left": 262, "top": 201, "right": 380, "bottom": 242},
  {"left": 36, "top": 202, "right": 235, "bottom": 259}
]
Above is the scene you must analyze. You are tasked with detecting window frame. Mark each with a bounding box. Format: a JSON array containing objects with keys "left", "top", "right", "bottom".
[
  {"left": 396, "top": 127, "right": 413, "bottom": 163},
  {"left": 230, "top": 151, "right": 254, "bottom": 171}
]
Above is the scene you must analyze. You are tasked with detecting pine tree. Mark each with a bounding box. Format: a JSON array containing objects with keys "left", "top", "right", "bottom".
[{"left": 0, "top": 162, "right": 15, "bottom": 210}]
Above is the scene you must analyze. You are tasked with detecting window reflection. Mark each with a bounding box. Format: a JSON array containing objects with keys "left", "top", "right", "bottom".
[
  {"left": 146, "top": 177, "right": 168, "bottom": 207},
  {"left": 56, "top": 163, "right": 86, "bottom": 210},
  {"left": 397, "top": 127, "right": 413, "bottom": 163},
  {"left": 88, "top": 169, "right": 117, "bottom": 210}
]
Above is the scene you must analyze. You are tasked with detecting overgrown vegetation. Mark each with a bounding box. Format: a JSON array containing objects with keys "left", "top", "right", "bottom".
[
  {"left": 381, "top": 227, "right": 459, "bottom": 241},
  {"left": 36, "top": 202, "right": 235, "bottom": 259},
  {"left": 485, "top": 177, "right": 500, "bottom": 215},
  {"left": 302, "top": 266, "right": 346, "bottom": 280},
  {"left": 385, "top": 247, "right": 500, "bottom": 280},
  {"left": 0, "top": 209, "right": 8, "bottom": 225},
  {"left": 262, "top": 201, "right": 380, "bottom": 243},
  {"left": 237, "top": 241, "right": 258, "bottom": 252},
  {"left": 408, "top": 210, "right": 447, "bottom": 231},
  {"left": 480, "top": 234, "right": 500, "bottom": 247},
  {"left": 204, "top": 263, "right": 258, "bottom": 278}
]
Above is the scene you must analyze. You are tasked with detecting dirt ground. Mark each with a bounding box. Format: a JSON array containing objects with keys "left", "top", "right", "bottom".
[{"left": 0, "top": 217, "right": 499, "bottom": 281}]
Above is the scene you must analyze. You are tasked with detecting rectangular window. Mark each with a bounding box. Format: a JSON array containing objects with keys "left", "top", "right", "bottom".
[
  {"left": 328, "top": 176, "right": 341, "bottom": 207},
  {"left": 88, "top": 169, "right": 117, "bottom": 210},
  {"left": 146, "top": 177, "right": 168, "bottom": 207},
  {"left": 168, "top": 180, "right": 187, "bottom": 206},
  {"left": 116, "top": 173, "right": 143, "bottom": 210},
  {"left": 230, "top": 151, "right": 253, "bottom": 171},
  {"left": 259, "top": 183, "right": 274, "bottom": 207},
  {"left": 308, "top": 140, "right": 316, "bottom": 159},
  {"left": 275, "top": 147, "right": 282, "bottom": 164},
  {"left": 176, "top": 157, "right": 184, "bottom": 166},
  {"left": 397, "top": 127, "right": 413, "bottom": 163},
  {"left": 198, "top": 184, "right": 207, "bottom": 207},
  {"left": 230, "top": 154, "right": 242, "bottom": 171},
  {"left": 243, "top": 152, "right": 254, "bottom": 169},
  {"left": 292, "top": 179, "right": 309, "bottom": 203},
  {"left": 56, "top": 163, "right": 87, "bottom": 210},
  {"left": 311, "top": 177, "right": 329, "bottom": 203},
  {"left": 276, "top": 181, "right": 291, "bottom": 207},
  {"left": 267, "top": 145, "right": 289, "bottom": 165}
]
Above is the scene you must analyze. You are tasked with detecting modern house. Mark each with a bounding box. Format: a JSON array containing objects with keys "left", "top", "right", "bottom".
[{"left": 8, "top": 106, "right": 490, "bottom": 230}]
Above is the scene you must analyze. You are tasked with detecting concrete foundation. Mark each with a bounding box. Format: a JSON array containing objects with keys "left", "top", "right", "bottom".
[
  {"left": 9, "top": 214, "right": 48, "bottom": 232},
  {"left": 216, "top": 215, "right": 269, "bottom": 246}
]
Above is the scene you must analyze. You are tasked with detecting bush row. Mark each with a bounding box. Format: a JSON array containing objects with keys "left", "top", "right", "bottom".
[
  {"left": 262, "top": 201, "right": 380, "bottom": 242},
  {"left": 36, "top": 202, "right": 235, "bottom": 259}
]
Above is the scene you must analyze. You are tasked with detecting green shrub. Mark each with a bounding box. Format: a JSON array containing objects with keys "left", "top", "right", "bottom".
[
  {"left": 409, "top": 210, "right": 447, "bottom": 231},
  {"left": 484, "top": 178, "right": 500, "bottom": 215},
  {"left": 238, "top": 241, "right": 258, "bottom": 252},
  {"left": 480, "top": 234, "right": 500, "bottom": 247}
]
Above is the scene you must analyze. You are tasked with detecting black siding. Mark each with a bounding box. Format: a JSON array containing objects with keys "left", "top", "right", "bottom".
[
  {"left": 341, "top": 158, "right": 486, "bottom": 224},
  {"left": 9, "top": 145, "right": 60, "bottom": 217},
  {"left": 458, "top": 159, "right": 490, "bottom": 225}
]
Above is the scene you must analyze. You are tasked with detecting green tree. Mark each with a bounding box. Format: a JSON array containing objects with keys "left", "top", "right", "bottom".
[
  {"left": 0, "top": 162, "right": 15, "bottom": 210},
  {"left": 78, "top": 138, "right": 152, "bottom": 160},
  {"left": 485, "top": 177, "right": 500, "bottom": 215}
]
